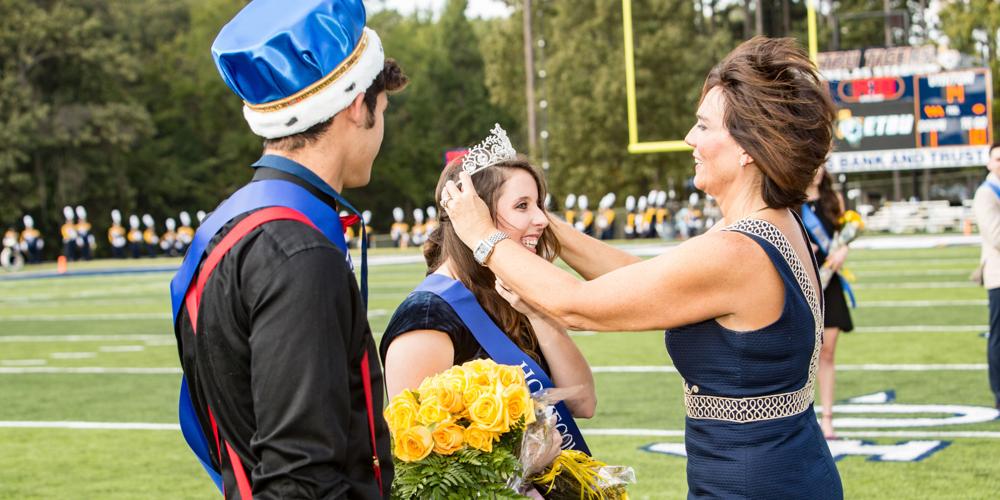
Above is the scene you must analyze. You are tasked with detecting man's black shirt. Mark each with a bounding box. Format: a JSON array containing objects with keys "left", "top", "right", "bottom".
[{"left": 176, "top": 167, "right": 392, "bottom": 498}]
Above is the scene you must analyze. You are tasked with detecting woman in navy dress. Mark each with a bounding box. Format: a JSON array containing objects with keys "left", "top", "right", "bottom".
[{"left": 442, "top": 37, "right": 843, "bottom": 498}]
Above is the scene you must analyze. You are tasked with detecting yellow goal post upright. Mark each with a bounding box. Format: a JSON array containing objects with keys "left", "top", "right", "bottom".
[{"left": 622, "top": 0, "right": 820, "bottom": 154}]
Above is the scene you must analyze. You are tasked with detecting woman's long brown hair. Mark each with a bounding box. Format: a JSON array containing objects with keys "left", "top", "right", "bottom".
[
  {"left": 816, "top": 169, "right": 845, "bottom": 232},
  {"left": 423, "top": 158, "right": 560, "bottom": 365}
]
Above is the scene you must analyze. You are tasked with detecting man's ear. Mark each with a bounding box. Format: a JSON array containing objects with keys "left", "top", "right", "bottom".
[{"left": 344, "top": 93, "right": 367, "bottom": 127}]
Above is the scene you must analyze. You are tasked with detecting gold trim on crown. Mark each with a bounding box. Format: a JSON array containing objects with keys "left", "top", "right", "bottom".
[{"left": 244, "top": 31, "right": 369, "bottom": 113}]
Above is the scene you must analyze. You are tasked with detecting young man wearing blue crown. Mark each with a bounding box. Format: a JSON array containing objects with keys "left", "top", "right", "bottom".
[{"left": 170, "top": 1, "right": 407, "bottom": 498}]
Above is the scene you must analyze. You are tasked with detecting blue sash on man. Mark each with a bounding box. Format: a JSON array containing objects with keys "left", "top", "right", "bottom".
[
  {"left": 169, "top": 155, "right": 366, "bottom": 490},
  {"left": 414, "top": 273, "right": 592, "bottom": 455},
  {"left": 984, "top": 179, "right": 1000, "bottom": 200},
  {"left": 800, "top": 203, "right": 856, "bottom": 308}
]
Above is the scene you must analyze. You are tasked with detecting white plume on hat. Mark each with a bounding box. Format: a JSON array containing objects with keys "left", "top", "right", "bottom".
[
  {"left": 577, "top": 195, "right": 589, "bottom": 211},
  {"left": 362, "top": 210, "right": 372, "bottom": 225},
  {"left": 426, "top": 206, "right": 437, "bottom": 220},
  {"left": 179, "top": 211, "right": 191, "bottom": 227},
  {"left": 166, "top": 218, "right": 176, "bottom": 231},
  {"left": 75, "top": 206, "right": 87, "bottom": 220},
  {"left": 392, "top": 207, "right": 404, "bottom": 222},
  {"left": 63, "top": 206, "right": 75, "bottom": 221},
  {"left": 413, "top": 208, "right": 424, "bottom": 223},
  {"left": 111, "top": 209, "right": 121, "bottom": 224},
  {"left": 23, "top": 215, "right": 34, "bottom": 228},
  {"left": 142, "top": 214, "right": 154, "bottom": 228},
  {"left": 129, "top": 215, "right": 140, "bottom": 229},
  {"left": 625, "top": 195, "right": 636, "bottom": 212},
  {"left": 564, "top": 194, "right": 576, "bottom": 210}
]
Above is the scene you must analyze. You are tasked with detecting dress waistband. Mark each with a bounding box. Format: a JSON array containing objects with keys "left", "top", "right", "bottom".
[{"left": 682, "top": 381, "right": 814, "bottom": 423}]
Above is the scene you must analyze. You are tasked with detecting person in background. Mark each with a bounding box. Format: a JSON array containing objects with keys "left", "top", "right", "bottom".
[
  {"left": 390, "top": 207, "right": 410, "bottom": 248},
  {"left": 108, "top": 209, "right": 127, "bottom": 259},
  {"left": 802, "top": 166, "right": 854, "bottom": 438},
  {"left": 61, "top": 206, "right": 78, "bottom": 261},
  {"left": 973, "top": 142, "right": 1000, "bottom": 410},
  {"left": 176, "top": 211, "right": 194, "bottom": 255},
  {"left": 127, "top": 215, "right": 143, "bottom": 259},
  {"left": 19, "top": 215, "right": 44, "bottom": 263},
  {"left": 75, "top": 206, "right": 95, "bottom": 260},
  {"left": 141, "top": 214, "right": 159, "bottom": 257}
]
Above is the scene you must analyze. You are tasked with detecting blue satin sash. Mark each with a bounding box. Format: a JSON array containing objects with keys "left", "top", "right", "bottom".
[
  {"left": 414, "top": 273, "right": 591, "bottom": 454},
  {"left": 985, "top": 180, "right": 1000, "bottom": 200},
  {"left": 171, "top": 167, "right": 359, "bottom": 491},
  {"left": 800, "top": 204, "right": 856, "bottom": 308}
]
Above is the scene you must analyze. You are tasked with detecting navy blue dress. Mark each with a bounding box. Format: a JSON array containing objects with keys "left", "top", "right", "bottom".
[{"left": 665, "top": 218, "right": 843, "bottom": 499}]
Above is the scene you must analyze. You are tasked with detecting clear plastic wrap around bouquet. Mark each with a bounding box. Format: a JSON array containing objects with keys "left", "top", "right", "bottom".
[
  {"left": 819, "top": 209, "right": 864, "bottom": 289},
  {"left": 384, "top": 359, "right": 634, "bottom": 499}
]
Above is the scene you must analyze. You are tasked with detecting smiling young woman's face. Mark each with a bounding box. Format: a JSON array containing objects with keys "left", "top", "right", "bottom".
[{"left": 493, "top": 168, "right": 548, "bottom": 253}]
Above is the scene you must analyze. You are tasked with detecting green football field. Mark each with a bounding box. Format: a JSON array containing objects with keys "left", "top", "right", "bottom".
[{"left": 1, "top": 242, "right": 997, "bottom": 499}]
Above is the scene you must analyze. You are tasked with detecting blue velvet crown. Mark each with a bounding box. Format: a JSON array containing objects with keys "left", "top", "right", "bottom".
[{"left": 211, "top": 0, "right": 384, "bottom": 139}]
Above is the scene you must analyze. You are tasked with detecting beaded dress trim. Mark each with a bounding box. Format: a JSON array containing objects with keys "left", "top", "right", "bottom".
[{"left": 681, "top": 218, "right": 823, "bottom": 423}]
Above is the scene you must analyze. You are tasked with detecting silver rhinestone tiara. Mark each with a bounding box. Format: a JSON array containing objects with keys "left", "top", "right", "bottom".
[{"left": 461, "top": 123, "right": 517, "bottom": 176}]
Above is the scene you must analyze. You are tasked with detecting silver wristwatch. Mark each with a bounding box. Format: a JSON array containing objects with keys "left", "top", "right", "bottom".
[{"left": 473, "top": 231, "right": 509, "bottom": 266}]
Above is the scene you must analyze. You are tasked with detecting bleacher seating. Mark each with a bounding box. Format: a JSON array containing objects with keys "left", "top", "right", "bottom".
[{"left": 863, "top": 200, "right": 974, "bottom": 234}]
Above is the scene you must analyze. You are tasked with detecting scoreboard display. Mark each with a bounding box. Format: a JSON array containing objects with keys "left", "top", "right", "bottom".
[{"left": 826, "top": 68, "right": 992, "bottom": 173}]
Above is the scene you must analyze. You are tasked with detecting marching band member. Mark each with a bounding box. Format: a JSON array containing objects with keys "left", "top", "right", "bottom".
[
  {"left": 390, "top": 206, "right": 410, "bottom": 248},
  {"left": 654, "top": 191, "right": 670, "bottom": 239},
  {"left": 142, "top": 214, "right": 159, "bottom": 257},
  {"left": 623, "top": 195, "right": 637, "bottom": 239},
  {"left": 61, "top": 206, "right": 79, "bottom": 261},
  {"left": 20, "top": 215, "right": 44, "bottom": 263},
  {"left": 642, "top": 192, "right": 657, "bottom": 238},
  {"left": 410, "top": 208, "right": 427, "bottom": 246},
  {"left": 563, "top": 193, "right": 577, "bottom": 227},
  {"left": 161, "top": 218, "right": 179, "bottom": 256},
  {"left": 362, "top": 209, "right": 374, "bottom": 249},
  {"left": 176, "top": 211, "right": 194, "bottom": 254},
  {"left": 424, "top": 205, "right": 439, "bottom": 236},
  {"left": 597, "top": 192, "right": 616, "bottom": 240},
  {"left": 108, "top": 209, "right": 127, "bottom": 259},
  {"left": 127, "top": 215, "right": 143, "bottom": 258},
  {"left": 575, "top": 194, "right": 594, "bottom": 236},
  {"left": 75, "top": 206, "right": 95, "bottom": 260}
]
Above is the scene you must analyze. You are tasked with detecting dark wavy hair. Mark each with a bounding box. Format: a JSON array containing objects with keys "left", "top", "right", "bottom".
[
  {"left": 424, "top": 158, "right": 560, "bottom": 364},
  {"left": 701, "top": 37, "right": 836, "bottom": 209}
]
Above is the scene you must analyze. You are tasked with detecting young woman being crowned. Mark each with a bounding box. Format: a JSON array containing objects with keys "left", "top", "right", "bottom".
[{"left": 379, "top": 124, "right": 596, "bottom": 455}]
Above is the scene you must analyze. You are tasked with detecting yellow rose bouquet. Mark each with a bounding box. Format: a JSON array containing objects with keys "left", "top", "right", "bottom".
[{"left": 385, "top": 358, "right": 538, "bottom": 499}]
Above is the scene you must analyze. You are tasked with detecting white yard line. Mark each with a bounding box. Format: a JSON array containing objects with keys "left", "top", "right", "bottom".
[
  {"left": 98, "top": 345, "right": 145, "bottom": 352},
  {"left": 861, "top": 300, "right": 986, "bottom": 307},
  {"left": 0, "top": 364, "right": 983, "bottom": 375},
  {"left": 0, "top": 334, "right": 169, "bottom": 342},
  {"left": 0, "top": 421, "right": 180, "bottom": 431},
  {"left": 0, "top": 367, "right": 181, "bottom": 374},
  {"left": 854, "top": 325, "right": 987, "bottom": 333},
  {"left": 590, "top": 364, "right": 986, "bottom": 374},
  {"left": 852, "top": 282, "right": 975, "bottom": 289},
  {"left": 49, "top": 352, "right": 96, "bottom": 359},
  {"left": 0, "top": 359, "right": 46, "bottom": 366},
  {"left": 0, "top": 309, "right": 386, "bottom": 322},
  {"left": 3, "top": 422, "right": 995, "bottom": 439},
  {"left": 581, "top": 429, "right": 1000, "bottom": 439}
]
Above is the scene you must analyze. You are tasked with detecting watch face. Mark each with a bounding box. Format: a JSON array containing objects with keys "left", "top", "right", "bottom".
[{"left": 474, "top": 243, "right": 489, "bottom": 263}]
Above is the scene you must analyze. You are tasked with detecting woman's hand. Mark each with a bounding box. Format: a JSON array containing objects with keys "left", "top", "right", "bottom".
[
  {"left": 495, "top": 277, "right": 539, "bottom": 318},
  {"left": 441, "top": 171, "right": 497, "bottom": 250},
  {"left": 826, "top": 245, "right": 849, "bottom": 272}
]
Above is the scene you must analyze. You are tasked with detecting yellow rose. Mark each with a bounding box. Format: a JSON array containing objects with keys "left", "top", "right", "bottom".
[
  {"left": 439, "top": 370, "right": 468, "bottom": 396},
  {"left": 463, "top": 384, "right": 484, "bottom": 408},
  {"left": 468, "top": 385, "right": 509, "bottom": 433},
  {"left": 417, "top": 396, "right": 449, "bottom": 426},
  {"left": 394, "top": 425, "right": 434, "bottom": 462},
  {"left": 496, "top": 364, "right": 524, "bottom": 388},
  {"left": 431, "top": 421, "right": 465, "bottom": 455},
  {"left": 384, "top": 390, "right": 419, "bottom": 435},
  {"left": 417, "top": 373, "right": 442, "bottom": 396},
  {"left": 463, "top": 424, "right": 496, "bottom": 453},
  {"left": 432, "top": 384, "right": 465, "bottom": 414},
  {"left": 502, "top": 383, "right": 534, "bottom": 425}
]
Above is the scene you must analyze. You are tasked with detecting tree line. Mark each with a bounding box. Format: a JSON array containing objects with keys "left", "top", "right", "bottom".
[{"left": 1, "top": 0, "right": 997, "bottom": 257}]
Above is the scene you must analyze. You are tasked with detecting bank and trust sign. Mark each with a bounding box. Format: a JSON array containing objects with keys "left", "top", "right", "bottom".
[{"left": 826, "top": 69, "right": 993, "bottom": 173}]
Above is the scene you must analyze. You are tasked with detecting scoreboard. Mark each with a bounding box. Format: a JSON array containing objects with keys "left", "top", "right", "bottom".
[{"left": 826, "top": 68, "right": 992, "bottom": 174}]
